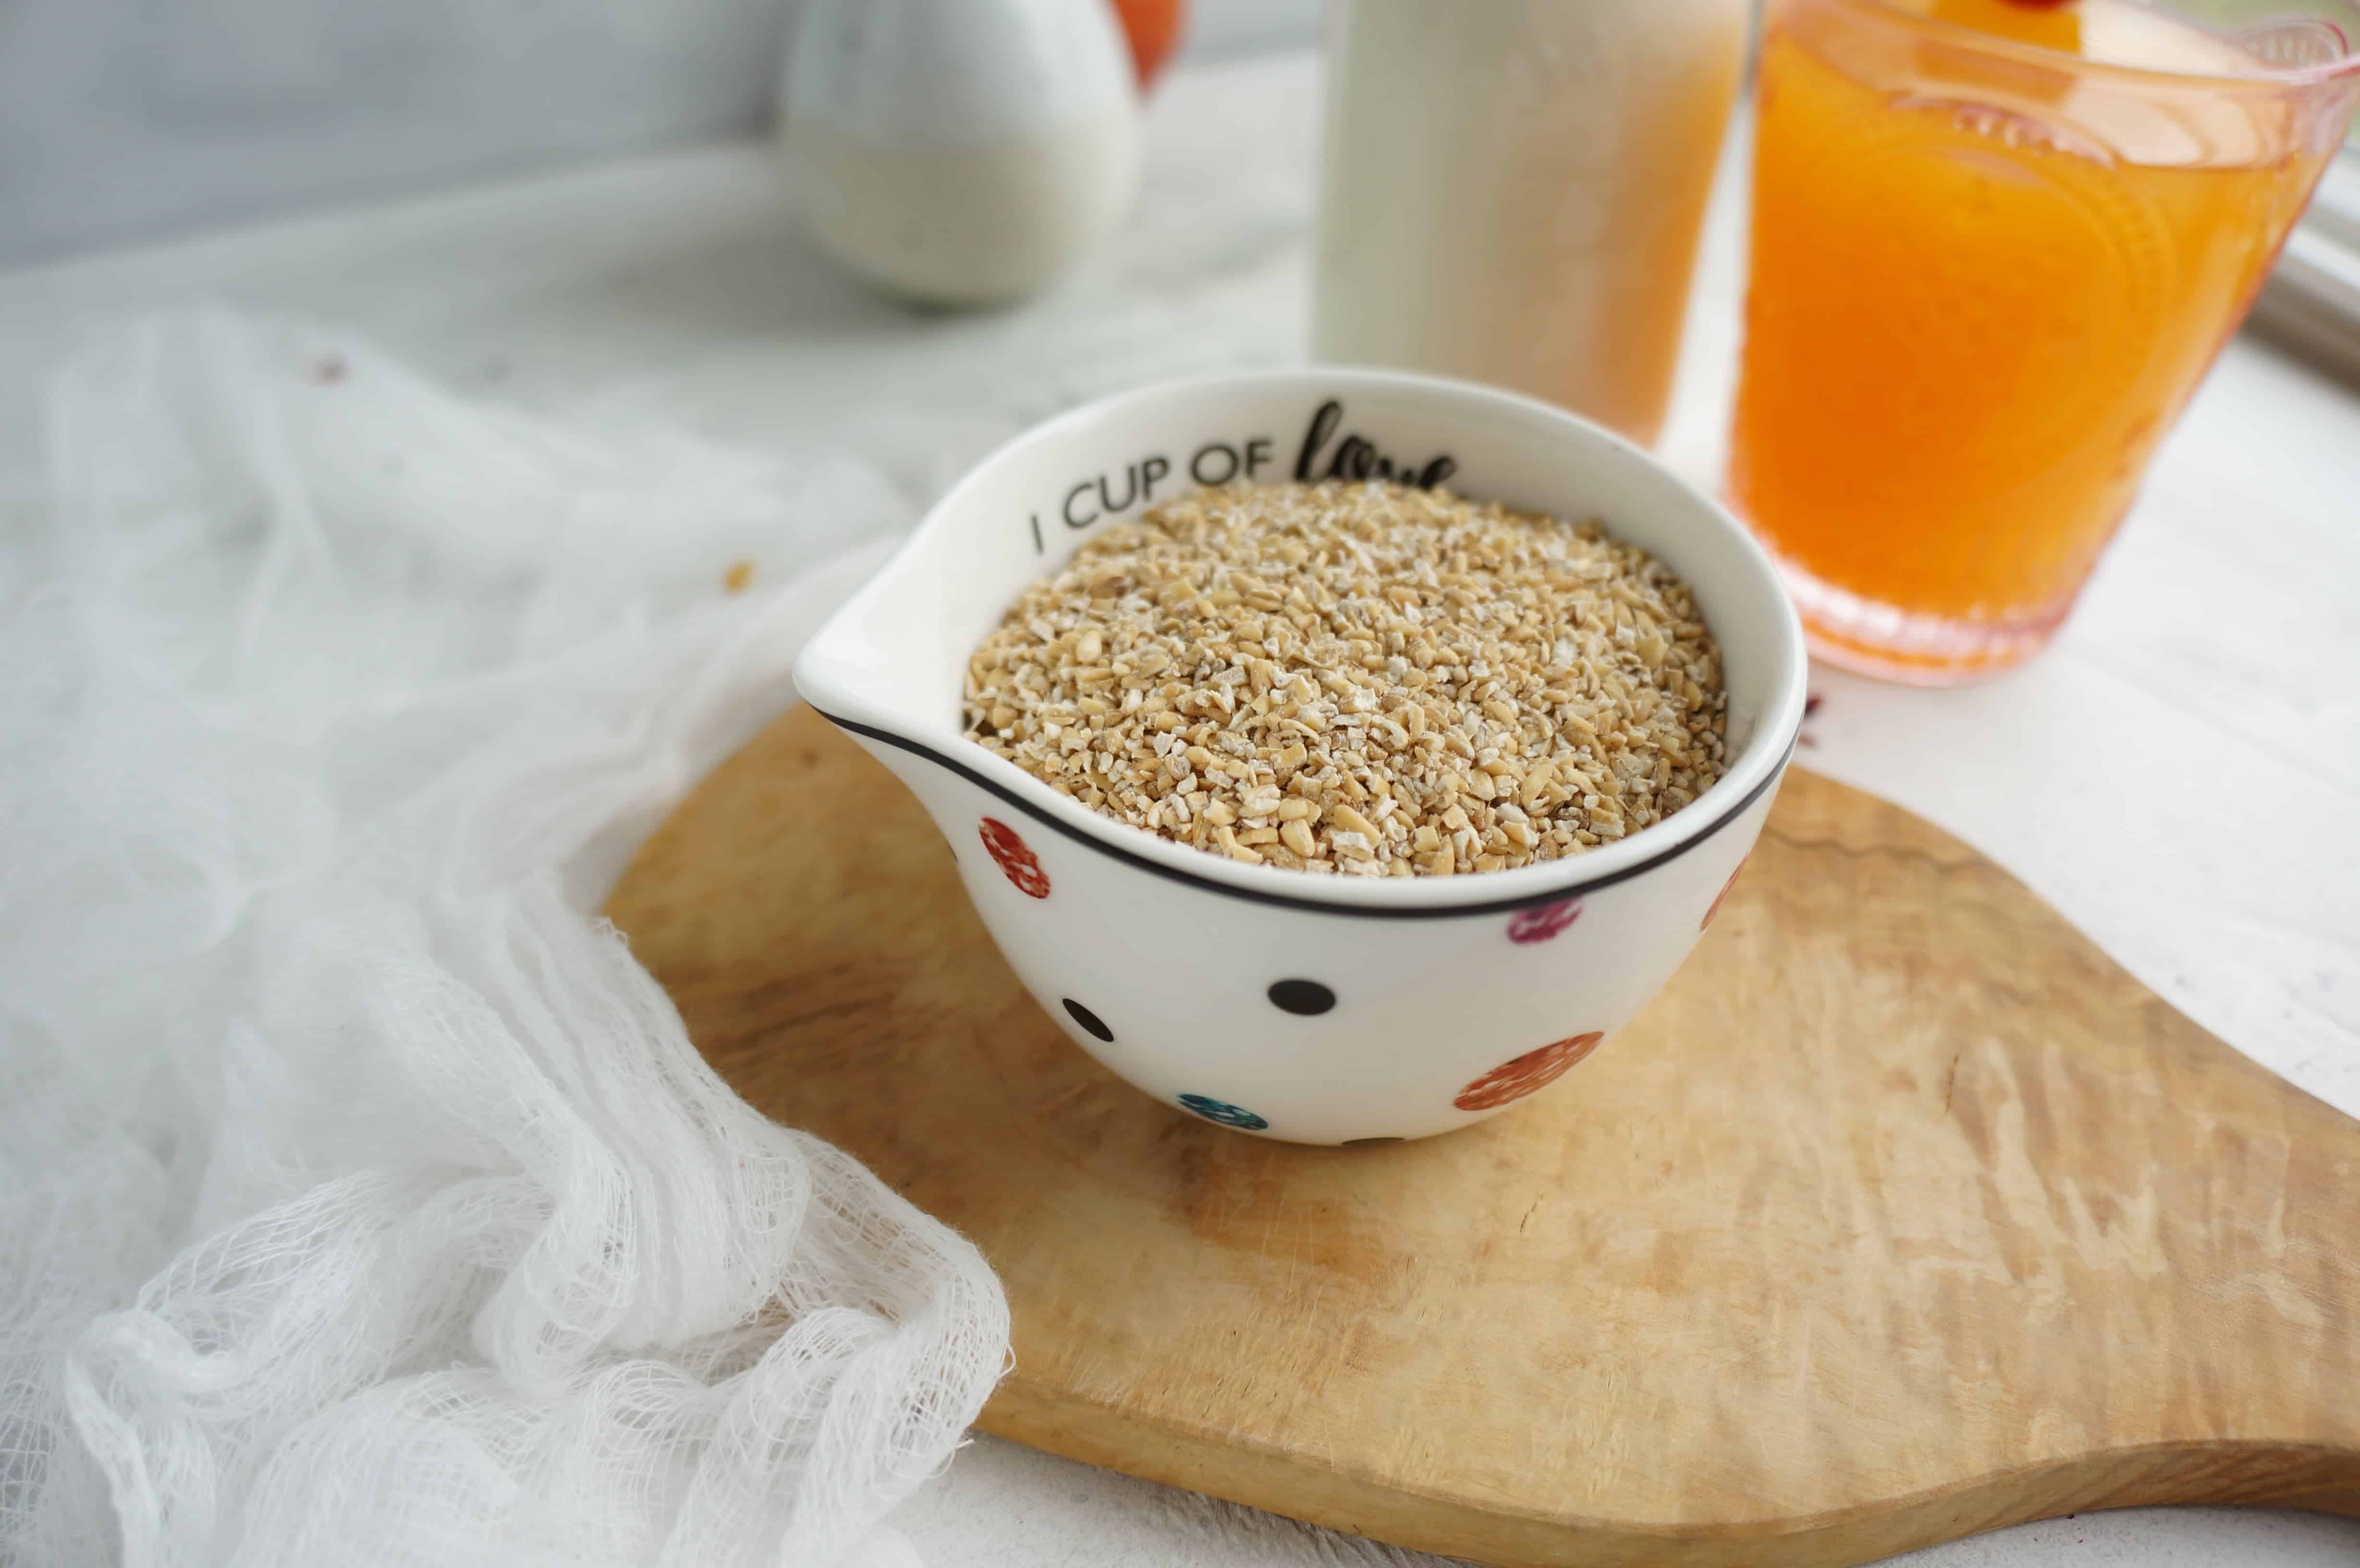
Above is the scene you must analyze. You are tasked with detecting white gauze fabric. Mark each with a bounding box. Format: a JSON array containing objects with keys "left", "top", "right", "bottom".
[{"left": 0, "top": 310, "right": 1010, "bottom": 1568}]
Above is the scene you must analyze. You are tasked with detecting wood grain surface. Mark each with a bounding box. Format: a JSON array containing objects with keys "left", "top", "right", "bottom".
[{"left": 605, "top": 704, "right": 2360, "bottom": 1567}]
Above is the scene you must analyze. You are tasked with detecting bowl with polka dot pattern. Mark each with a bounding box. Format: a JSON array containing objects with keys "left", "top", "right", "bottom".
[{"left": 793, "top": 369, "right": 1808, "bottom": 1143}]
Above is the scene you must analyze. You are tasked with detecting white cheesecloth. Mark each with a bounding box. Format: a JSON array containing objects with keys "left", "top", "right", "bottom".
[{"left": 0, "top": 310, "right": 1009, "bottom": 1568}]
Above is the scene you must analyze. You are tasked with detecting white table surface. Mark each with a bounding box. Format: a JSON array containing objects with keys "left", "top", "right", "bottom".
[{"left": 5, "top": 49, "right": 2355, "bottom": 1568}]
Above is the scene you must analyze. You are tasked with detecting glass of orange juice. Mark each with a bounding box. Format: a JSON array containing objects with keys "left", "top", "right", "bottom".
[{"left": 1730, "top": 0, "right": 2360, "bottom": 682}]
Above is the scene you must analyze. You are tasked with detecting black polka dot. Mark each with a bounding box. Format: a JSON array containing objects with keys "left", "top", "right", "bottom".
[
  {"left": 1343, "top": 1136, "right": 1402, "bottom": 1147},
  {"left": 1267, "top": 979, "right": 1336, "bottom": 1016},
  {"left": 1062, "top": 998, "right": 1113, "bottom": 1042}
]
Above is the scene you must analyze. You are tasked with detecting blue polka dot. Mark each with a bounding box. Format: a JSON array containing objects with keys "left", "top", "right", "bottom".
[{"left": 1177, "top": 1093, "right": 1268, "bottom": 1131}]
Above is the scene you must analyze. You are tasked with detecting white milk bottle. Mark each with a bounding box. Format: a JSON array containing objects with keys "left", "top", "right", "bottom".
[{"left": 1312, "top": 0, "right": 1751, "bottom": 447}]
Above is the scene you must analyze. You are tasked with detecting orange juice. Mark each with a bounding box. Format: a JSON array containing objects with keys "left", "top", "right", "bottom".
[{"left": 1729, "top": 0, "right": 2356, "bottom": 681}]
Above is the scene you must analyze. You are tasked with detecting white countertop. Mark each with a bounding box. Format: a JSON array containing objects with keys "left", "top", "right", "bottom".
[{"left": 6, "top": 49, "right": 2354, "bottom": 1568}]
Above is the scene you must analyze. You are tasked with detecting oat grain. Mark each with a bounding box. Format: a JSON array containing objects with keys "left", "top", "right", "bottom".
[{"left": 963, "top": 480, "right": 1726, "bottom": 876}]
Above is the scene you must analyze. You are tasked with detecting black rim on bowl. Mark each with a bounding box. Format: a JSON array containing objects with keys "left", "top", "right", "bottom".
[{"left": 814, "top": 707, "right": 1797, "bottom": 921}]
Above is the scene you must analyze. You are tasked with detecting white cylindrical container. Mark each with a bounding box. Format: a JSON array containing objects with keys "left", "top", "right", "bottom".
[
  {"left": 1311, "top": 0, "right": 1750, "bottom": 447},
  {"left": 781, "top": 0, "right": 1141, "bottom": 308}
]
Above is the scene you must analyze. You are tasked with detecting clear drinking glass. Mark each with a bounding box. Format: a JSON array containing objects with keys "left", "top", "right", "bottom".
[{"left": 1728, "top": 0, "right": 2360, "bottom": 683}]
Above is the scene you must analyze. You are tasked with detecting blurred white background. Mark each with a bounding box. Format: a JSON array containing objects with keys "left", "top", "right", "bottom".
[{"left": 0, "top": 0, "right": 1321, "bottom": 267}]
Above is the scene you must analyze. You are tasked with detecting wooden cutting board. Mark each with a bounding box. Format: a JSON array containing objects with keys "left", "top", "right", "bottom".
[{"left": 605, "top": 703, "right": 2360, "bottom": 1567}]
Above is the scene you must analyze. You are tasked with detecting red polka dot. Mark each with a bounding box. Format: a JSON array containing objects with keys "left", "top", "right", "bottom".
[
  {"left": 1507, "top": 898, "right": 1582, "bottom": 944},
  {"left": 1454, "top": 1032, "right": 1603, "bottom": 1112},
  {"left": 980, "top": 817, "right": 1050, "bottom": 899},
  {"left": 1702, "top": 857, "right": 1749, "bottom": 931}
]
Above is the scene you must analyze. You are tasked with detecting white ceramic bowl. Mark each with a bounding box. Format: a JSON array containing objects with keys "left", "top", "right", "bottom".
[{"left": 793, "top": 369, "right": 1808, "bottom": 1144}]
